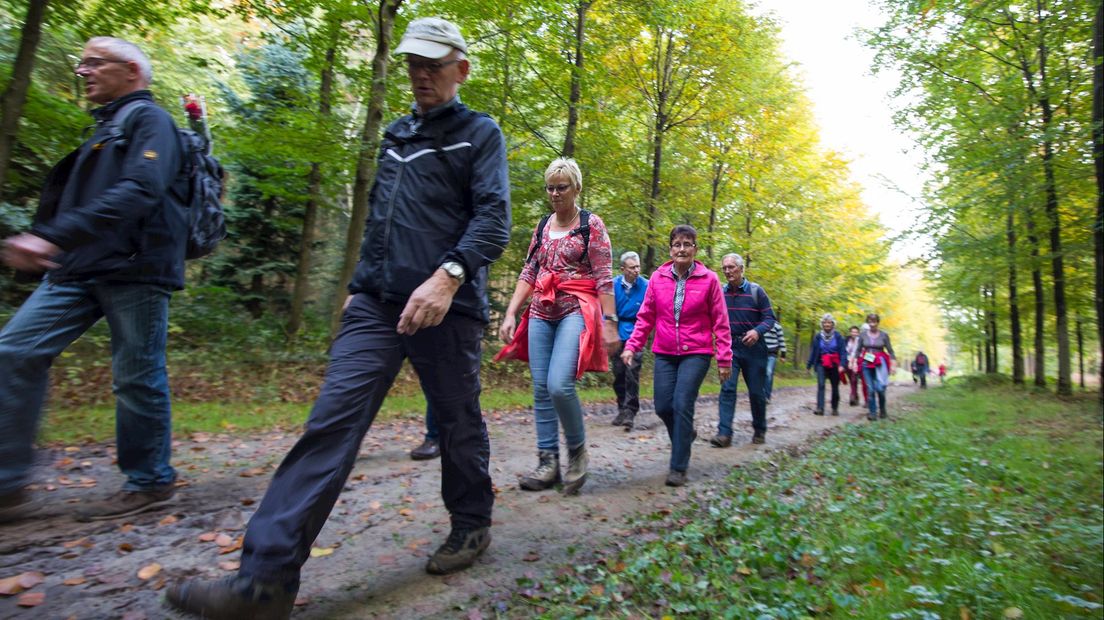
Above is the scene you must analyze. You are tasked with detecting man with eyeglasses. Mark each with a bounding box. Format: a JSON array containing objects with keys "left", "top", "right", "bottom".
[
  {"left": 709, "top": 253, "right": 776, "bottom": 446},
  {"left": 0, "top": 37, "right": 187, "bottom": 524},
  {"left": 610, "top": 251, "right": 648, "bottom": 429},
  {"left": 168, "top": 17, "right": 511, "bottom": 619}
]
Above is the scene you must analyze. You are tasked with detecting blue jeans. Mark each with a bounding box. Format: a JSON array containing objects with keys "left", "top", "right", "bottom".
[
  {"left": 653, "top": 354, "right": 711, "bottom": 472},
  {"left": 528, "top": 313, "right": 586, "bottom": 451},
  {"left": 717, "top": 338, "right": 769, "bottom": 437},
  {"left": 764, "top": 353, "right": 779, "bottom": 400},
  {"left": 862, "top": 365, "right": 887, "bottom": 416},
  {"left": 424, "top": 405, "right": 438, "bottom": 441},
  {"left": 0, "top": 280, "right": 176, "bottom": 494}
]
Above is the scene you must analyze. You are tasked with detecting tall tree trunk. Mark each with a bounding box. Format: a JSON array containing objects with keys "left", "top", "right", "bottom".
[
  {"left": 331, "top": 0, "right": 402, "bottom": 336},
  {"left": 0, "top": 0, "right": 49, "bottom": 200},
  {"left": 1092, "top": 0, "right": 1103, "bottom": 399},
  {"left": 988, "top": 284, "right": 999, "bottom": 374},
  {"left": 287, "top": 38, "right": 338, "bottom": 338},
  {"left": 562, "top": 1, "right": 591, "bottom": 158},
  {"left": 706, "top": 160, "right": 722, "bottom": 260},
  {"left": 1007, "top": 208, "right": 1024, "bottom": 383},
  {"left": 1032, "top": 3, "right": 1072, "bottom": 395},
  {"left": 1026, "top": 212, "right": 1046, "bottom": 387},
  {"left": 1076, "top": 315, "right": 1085, "bottom": 389},
  {"left": 982, "top": 301, "right": 993, "bottom": 373}
]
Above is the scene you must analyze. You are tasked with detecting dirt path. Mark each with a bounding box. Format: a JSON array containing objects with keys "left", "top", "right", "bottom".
[{"left": 0, "top": 382, "right": 917, "bottom": 619}]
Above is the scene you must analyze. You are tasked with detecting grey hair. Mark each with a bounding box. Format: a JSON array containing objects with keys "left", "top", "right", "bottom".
[
  {"left": 721, "top": 253, "right": 744, "bottom": 268},
  {"left": 619, "top": 251, "right": 640, "bottom": 266},
  {"left": 544, "top": 157, "right": 583, "bottom": 192},
  {"left": 86, "top": 37, "right": 152, "bottom": 84}
]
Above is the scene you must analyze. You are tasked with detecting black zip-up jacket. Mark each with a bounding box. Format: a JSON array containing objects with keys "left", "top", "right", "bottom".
[
  {"left": 31, "top": 90, "right": 188, "bottom": 289},
  {"left": 350, "top": 98, "right": 511, "bottom": 323}
]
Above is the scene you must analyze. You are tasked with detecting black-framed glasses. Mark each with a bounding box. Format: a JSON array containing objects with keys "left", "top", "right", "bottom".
[
  {"left": 405, "top": 58, "right": 461, "bottom": 74},
  {"left": 75, "top": 57, "right": 130, "bottom": 72},
  {"left": 545, "top": 183, "right": 572, "bottom": 194},
  {"left": 670, "top": 242, "right": 696, "bottom": 250}
]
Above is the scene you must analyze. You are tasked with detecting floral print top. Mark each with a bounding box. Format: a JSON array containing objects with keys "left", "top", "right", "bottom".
[{"left": 519, "top": 211, "right": 614, "bottom": 322}]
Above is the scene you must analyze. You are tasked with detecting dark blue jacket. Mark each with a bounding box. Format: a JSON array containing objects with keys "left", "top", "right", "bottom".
[
  {"left": 350, "top": 98, "right": 511, "bottom": 323},
  {"left": 31, "top": 90, "right": 188, "bottom": 288},
  {"left": 806, "top": 331, "right": 848, "bottom": 370}
]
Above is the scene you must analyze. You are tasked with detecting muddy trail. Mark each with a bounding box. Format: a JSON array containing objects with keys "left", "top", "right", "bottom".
[{"left": 0, "top": 382, "right": 918, "bottom": 619}]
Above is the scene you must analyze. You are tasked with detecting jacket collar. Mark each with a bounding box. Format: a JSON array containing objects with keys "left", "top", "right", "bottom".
[
  {"left": 658, "top": 260, "right": 707, "bottom": 280},
  {"left": 91, "top": 90, "right": 154, "bottom": 122}
]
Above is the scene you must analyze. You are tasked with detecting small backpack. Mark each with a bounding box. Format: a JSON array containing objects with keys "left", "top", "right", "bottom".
[{"left": 110, "top": 100, "right": 226, "bottom": 259}]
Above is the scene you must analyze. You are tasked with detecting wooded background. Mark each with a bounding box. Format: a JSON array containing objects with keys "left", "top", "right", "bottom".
[{"left": 0, "top": 0, "right": 1098, "bottom": 399}]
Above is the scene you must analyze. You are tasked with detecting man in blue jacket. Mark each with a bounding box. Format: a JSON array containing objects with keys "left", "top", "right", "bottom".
[
  {"left": 610, "top": 251, "right": 648, "bottom": 429},
  {"left": 168, "top": 18, "right": 512, "bottom": 619},
  {"left": 0, "top": 37, "right": 186, "bottom": 524}
]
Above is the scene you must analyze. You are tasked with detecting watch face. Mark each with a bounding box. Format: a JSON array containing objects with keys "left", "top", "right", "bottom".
[{"left": 444, "top": 263, "right": 463, "bottom": 278}]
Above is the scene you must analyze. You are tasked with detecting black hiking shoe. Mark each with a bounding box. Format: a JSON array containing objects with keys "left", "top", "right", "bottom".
[
  {"left": 665, "top": 470, "right": 687, "bottom": 487},
  {"left": 611, "top": 410, "right": 633, "bottom": 427},
  {"left": 425, "top": 526, "right": 491, "bottom": 575},
  {"left": 709, "top": 434, "right": 732, "bottom": 448},
  {"left": 751, "top": 432, "right": 766, "bottom": 445},
  {"left": 813, "top": 409, "right": 824, "bottom": 416},
  {"left": 0, "top": 490, "right": 46, "bottom": 525},
  {"left": 831, "top": 408, "right": 839, "bottom": 416},
  {"left": 410, "top": 439, "right": 440, "bottom": 461},
  {"left": 74, "top": 485, "right": 175, "bottom": 522},
  {"left": 166, "top": 574, "right": 298, "bottom": 620}
]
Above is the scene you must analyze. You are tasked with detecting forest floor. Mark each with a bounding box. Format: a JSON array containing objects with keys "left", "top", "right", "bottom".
[{"left": 0, "top": 381, "right": 918, "bottom": 619}]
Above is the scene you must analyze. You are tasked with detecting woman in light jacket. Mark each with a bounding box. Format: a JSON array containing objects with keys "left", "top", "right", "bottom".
[
  {"left": 855, "top": 313, "right": 895, "bottom": 420},
  {"left": 622, "top": 225, "right": 732, "bottom": 487}
]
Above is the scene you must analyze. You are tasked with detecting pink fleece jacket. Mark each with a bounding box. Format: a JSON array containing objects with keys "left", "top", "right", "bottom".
[{"left": 625, "top": 260, "right": 732, "bottom": 367}]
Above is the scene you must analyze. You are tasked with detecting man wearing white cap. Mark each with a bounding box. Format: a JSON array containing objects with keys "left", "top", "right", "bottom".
[{"left": 167, "top": 17, "right": 511, "bottom": 618}]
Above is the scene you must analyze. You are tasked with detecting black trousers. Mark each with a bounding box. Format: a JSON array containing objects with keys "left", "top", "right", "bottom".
[
  {"left": 239, "top": 294, "right": 493, "bottom": 582},
  {"left": 610, "top": 340, "right": 643, "bottom": 414}
]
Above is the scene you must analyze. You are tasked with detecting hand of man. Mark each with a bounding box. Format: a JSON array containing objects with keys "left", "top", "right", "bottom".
[
  {"left": 397, "top": 270, "right": 460, "bottom": 335},
  {"left": 1, "top": 233, "right": 60, "bottom": 273},
  {"left": 741, "top": 329, "right": 760, "bottom": 346},
  {"left": 719, "top": 366, "right": 732, "bottom": 382},
  {"left": 602, "top": 321, "right": 620, "bottom": 355},
  {"left": 620, "top": 347, "right": 636, "bottom": 367}
]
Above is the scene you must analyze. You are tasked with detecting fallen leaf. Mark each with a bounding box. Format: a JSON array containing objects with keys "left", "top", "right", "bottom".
[
  {"left": 117, "top": 543, "right": 134, "bottom": 553},
  {"left": 736, "top": 566, "right": 752, "bottom": 576},
  {"left": 137, "top": 563, "right": 161, "bottom": 580},
  {"left": 0, "top": 572, "right": 45, "bottom": 596},
  {"left": 16, "top": 592, "right": 45, "bottom": 607},
  {"left": 63, "top": 577, "right": 86, "bottom": 586},
  {"left": 198, "top": 532, "right": 218, "bottom": 542},
  {"left": 960, "top": 607, "right": 972, "bottom": 620},
  {"left": 309, "top": 547, "right": 334, "bottom": 558},
  {"left": 218, "top": 536, "right": 243, "bottom": 555},
  {"left": 158, "top": 515, "right": 178, "bottom": 526},
  {"left": 522, "top": 551, "right": 541, "bottom": 562},
  {"left": 62, "top": 537, "right": 89, "bottom": 549},
  {"left": 398, "top": 508, "right": 414, "bottom": 518},
  {"left": 1003, "top": 608, "right": 1024, "bottom": 619},
  {"left": 218, "top": 560, "right": 240, "bottom": 571},
  {"left": 214, "top": 534, "right": 234, "bottom": 547}
]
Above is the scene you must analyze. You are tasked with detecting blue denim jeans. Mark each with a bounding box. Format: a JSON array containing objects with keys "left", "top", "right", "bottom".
[
  {"left": 764, "top": 353, "right": 779, "bottom": 400},
  {"left": 424, "top": 405, "right": 438, "bottom": 441},
  {"left": 717, "top": 338, "right": 768, "bottom": 437},
  {"left": 528, "top": 313, "right": 586, "bottom": 451},
  {"left": 0, "top": 280, "right": 176, "bottom": 494},
  {"left": 653, "top": 354, "right": 711, "bottom": 473},
  {"left": 862, "top": 365, "right": 887, "bottom": 416}
]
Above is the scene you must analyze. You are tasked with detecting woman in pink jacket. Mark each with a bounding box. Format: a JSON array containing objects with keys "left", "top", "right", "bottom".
[{"left": 621, "top": 225, "right": 732, "bottom": 486}]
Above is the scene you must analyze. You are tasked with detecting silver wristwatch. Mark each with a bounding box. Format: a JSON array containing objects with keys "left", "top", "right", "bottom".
[{"left": 440, "top": 261, "right": 466, "bottom": 284}]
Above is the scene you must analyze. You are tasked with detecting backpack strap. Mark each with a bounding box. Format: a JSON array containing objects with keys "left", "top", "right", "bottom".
[
  {"left": 106, "top": 100, "right": 154, "bottom": 141},
  {"left": 525, "top": 214, "right": 552, "bottom": 265},
  {"left": 524, "top": 209, "right": 592, "bottom": 268}
]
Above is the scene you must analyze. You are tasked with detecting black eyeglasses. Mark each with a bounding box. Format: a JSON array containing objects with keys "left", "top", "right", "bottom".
[
  {"left": 75, "top": 57, "right": 130, "bottom": 72},
  {"left": 670, "top": 242, "right": 696, "bottom": 250},
  {"left": 406, "top": 59, "right": 461, "bottom": 74},
  {"left": 545, "top": 184, "right": 572, "bottom": 194}
]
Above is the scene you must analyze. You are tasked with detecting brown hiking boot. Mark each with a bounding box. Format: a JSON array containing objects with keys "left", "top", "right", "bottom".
[
  {"left": 751, "top": 432, "right": 766, "bottom": 445},
  {"left": 519, "top": 450, "right": 560, "bottom": 491},
  {"left": 74, "top": 485, "right": 175, "bottom": 522},
  {"left": 425, "top": 526, "right": 491, "bottom": 575},
  {"left": 166, "top": 574, "right": 297, "bottom": 620},
  {"left": 562, "top": 444, "right": 588, "bottom": 495},
  {"left": 709, "top": 434, "right": 732, "bottom": 448},
  {"left": 410, "top": 438, "right": 440, "bottom": 460},
  {"left": 611, "top": 410, "right": 632, "bottom": 427},
  {"left": 665, "top": 470, "right": 687, "bottom": 487}
]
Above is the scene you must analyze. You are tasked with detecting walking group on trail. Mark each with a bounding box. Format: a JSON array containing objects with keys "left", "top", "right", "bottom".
[{"left": 0, "top": 17, "right": 927, "bottom": 620}]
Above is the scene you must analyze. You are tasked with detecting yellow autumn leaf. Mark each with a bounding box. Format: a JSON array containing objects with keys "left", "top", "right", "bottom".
[
  {"left": 310, "top": 547, "right": 335, "bottom": 558},
  {"left": 137, "top": 563, "right": 162, "bottom": 580}
]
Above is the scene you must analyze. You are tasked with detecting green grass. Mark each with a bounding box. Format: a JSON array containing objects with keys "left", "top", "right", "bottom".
[
  {"left": 508, "top": 377, "right": 1104, "bottom": 619},
  {"left": 40, "top": 371, "right": 816, "bottom": 444}
]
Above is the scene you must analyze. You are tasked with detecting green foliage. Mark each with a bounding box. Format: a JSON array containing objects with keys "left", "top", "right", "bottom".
[{"left": 516, "top": 382, "right": 1104, "bottom": 618}]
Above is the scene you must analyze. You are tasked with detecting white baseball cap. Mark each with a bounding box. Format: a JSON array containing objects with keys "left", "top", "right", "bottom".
[{"left": 395, "top": 17, "right": 468, "bottom": 59}]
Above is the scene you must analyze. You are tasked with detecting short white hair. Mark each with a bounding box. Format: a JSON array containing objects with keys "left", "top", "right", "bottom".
[
  {"left": 722, "top": 253, "right": 744, "bottom": 268},
  {"left": 544, "top": 157, "right": 583, "bottom": 191},
  {"left": 86, "top": 37, "right": 152, "bottom": 84},
  {"left": 620, "top": 251, "right": 640, "bottom": 266}
]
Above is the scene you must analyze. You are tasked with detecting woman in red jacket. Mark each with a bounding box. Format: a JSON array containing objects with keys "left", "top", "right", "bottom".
[
  {"left": 622, "top": 225, "right": 732, "bottom": 487},
  {"left": 496, "top": 158, "right": 619, "bottom": 495}
]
